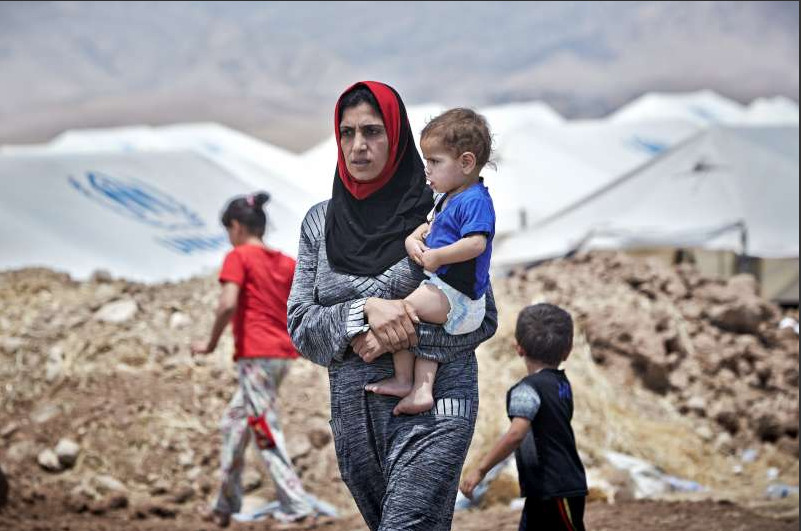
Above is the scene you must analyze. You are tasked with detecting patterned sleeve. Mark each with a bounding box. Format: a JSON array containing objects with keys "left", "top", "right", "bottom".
[
  {"left": 507, "top": 382, "right": 541, "bottom": 420},
  {"left": 287, "top": 203, "right": 369, "bottom": 367},
  {"left": 410, "top": 285, "right": 498, "bottom": 363}
]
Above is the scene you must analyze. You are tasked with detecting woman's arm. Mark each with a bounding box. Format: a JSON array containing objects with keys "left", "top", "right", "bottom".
[
  {"left": 287, "top": 205, "right": 370, "bottom": 367},
  {"left": 410, "top": 285, "right": 498, "bottom": 363}
]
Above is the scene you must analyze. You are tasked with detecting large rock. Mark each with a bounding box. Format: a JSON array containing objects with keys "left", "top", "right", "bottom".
[
  {"left": 93, "top": 475, "right": 127, "bottom": 493},
  {"left": 168, "top": 312, "right": 192, "bottom": 330},
  {"left": 37, "top": 449, "right": 62, "bottom": 472},
  {"left": 55, "top": 438, "right": 81, "bottom": 468},
  {"left": 0, "top": 336, "right": 25, "bottom": 354},
  {"left": 708, "top": 302, "right": 766, "bottom": 335},
  {"left": 94, "top": 299, "right": 138, "bottom": 324}
]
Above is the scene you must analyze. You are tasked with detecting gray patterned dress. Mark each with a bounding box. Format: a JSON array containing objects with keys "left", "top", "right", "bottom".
[{"left": 288, "top": 201, "right": 498, "bottom": 531}]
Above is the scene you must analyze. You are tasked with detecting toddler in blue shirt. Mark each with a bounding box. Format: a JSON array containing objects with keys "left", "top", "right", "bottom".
[{"left": 366, "top": 108, "right": 496, "bottom": 415}]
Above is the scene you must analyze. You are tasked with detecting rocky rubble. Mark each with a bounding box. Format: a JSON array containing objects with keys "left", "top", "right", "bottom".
[
  {"left": 0, "top": 267, "right": 352, "bottom": 522},
  {"left": 0, "top": 254, "right": 797, "bottom": 526},
  {"left": 504, "top": 252, "right": 799, "bottom": 452}
]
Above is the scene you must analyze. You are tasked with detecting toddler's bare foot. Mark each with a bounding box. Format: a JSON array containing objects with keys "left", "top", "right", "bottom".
[
  {"left": 393, "top": 387, "right": 434, "bottom": 416},
  {"left": 365, "top": 377, "right": 412, "bottom": 398}
]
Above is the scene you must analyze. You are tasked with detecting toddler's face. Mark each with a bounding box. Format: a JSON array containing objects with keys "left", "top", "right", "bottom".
[{"left": 421, "top": 138, "right": 470, "bottom": 195}]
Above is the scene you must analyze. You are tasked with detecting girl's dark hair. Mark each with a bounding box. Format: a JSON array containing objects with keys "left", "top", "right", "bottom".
[
  {"left": 221, "top": 192, "right": 270, "bottom": 237},
  {"left": 338, "top": 85, "right": 381, "bottom": 123}
]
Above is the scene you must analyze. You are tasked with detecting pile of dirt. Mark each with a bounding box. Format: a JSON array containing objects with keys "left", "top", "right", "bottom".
[
  {"left": 0, "top": 267, "right": 354, "bottom": 524},
  {"left": 0, "top": 253, "right": 798, "bottom": 529},
  {"left": 465, "top": 252, "right": 798, "bottom": 513},
  {"left": 505, "top": 252, "right": 798, "bottom": 451}
]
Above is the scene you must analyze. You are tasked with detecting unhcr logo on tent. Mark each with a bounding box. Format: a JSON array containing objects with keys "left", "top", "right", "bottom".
[
  {"left": 68, "top": 171, "right": 205, "bottom": 230},
  {"left": 68, "top": 171, "right": 228, "bottom": 255},
  {"left": 628, "top": 136, "right": 668, "bottom": 155}
]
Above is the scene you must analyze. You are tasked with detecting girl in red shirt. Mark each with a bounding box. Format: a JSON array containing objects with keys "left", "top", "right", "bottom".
[{"left": 192, "top": 192, "right": 312, "bottom": 527}]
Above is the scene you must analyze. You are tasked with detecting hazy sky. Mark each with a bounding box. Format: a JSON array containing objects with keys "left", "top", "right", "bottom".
[{"left": 0, "top": 1, "right": 797, "bottom": 148}]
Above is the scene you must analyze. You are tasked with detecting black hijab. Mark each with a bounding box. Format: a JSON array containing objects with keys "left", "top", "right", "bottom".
[{"left": 325, "top": 81, "right": 433, "bottom": 276}]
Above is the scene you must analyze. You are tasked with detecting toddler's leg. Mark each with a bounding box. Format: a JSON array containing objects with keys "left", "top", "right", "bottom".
[
  {"left": 393, "top": 357, "right": 437, "bottom": 416},
  {"left": 406, "top": 283, "right": 450, "bottom": 324},
  {"left": 364, "top": 349, "right": 414, "bottom": 398}
]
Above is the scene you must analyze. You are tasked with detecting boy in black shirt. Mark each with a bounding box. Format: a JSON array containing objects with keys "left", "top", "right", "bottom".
[{"left": 460, "top": 303, "right": 588, "bottom": 530}]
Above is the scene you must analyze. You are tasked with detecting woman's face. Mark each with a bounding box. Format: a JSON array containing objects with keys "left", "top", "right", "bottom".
[{"left": 339, "top": 102, "right": 390, "bottom": 182}]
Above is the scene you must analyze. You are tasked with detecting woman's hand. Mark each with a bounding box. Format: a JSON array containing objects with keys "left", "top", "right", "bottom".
[
  {"left": 364, "top": 298, "right": 419, "bottom": 352},
  {"left": 351, "top": 330, "right": 388, "bottom": 363}
]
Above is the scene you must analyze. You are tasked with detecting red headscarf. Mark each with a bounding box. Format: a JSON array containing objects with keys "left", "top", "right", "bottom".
[
  {"left": 325, "top": 81, "right": 433, "bottom": 276},
  {"left": 334, "top": 81, "right": 404, "bottom": 200}
]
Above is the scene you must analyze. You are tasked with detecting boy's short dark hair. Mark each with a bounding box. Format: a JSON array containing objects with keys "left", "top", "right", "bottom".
[{"left": 515, "top": 303, "right": 574, "bottom": 365}]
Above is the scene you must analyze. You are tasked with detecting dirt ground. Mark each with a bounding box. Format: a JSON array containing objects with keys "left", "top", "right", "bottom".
[
  {"left": 2, "top": 497, "right": 799, "bottom": 531},
  {"left": 1, "top": 257, "right": 798, "bottom": 531}
]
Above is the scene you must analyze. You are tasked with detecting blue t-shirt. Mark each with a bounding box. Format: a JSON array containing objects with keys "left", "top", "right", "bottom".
[{"left": 425, "top": 180, "right": 495, "bottom": 299}]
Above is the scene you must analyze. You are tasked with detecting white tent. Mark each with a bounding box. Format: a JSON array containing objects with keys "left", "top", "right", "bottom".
[
  {"left": 744, "top": 96, "right": 800, "bottom": 125},
  {"left": 494, "top": 126, "right": 800, "bottom": 267},
  {"left": 300, "top": 102, "right": 567, "bottom": 210},
  {"left": 0, "top": 151, "right": 303, "bottom": 282},
  {"left": 301, "top": 106, "right": 695, "bottom": 234},
  {"left": 609, "top": 90, "right": 749, "bottom": 126},
  {"left": 2, "top": 123, "right": 316, "bottom": 221},
  {"left": 486, "top": 119, "right": 699, "bottom": 233},
  {"left": 3, "top": 92, "right": 797, "bottom": 283}
]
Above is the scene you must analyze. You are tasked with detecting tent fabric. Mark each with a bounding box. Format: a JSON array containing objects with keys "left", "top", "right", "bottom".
[
  {"left": 609, "top": 90, "right": 799, "bottom": 127},
  {"left": 2, "top": 123, "right": 315, "bottom": 220},
  {"left": 1, "top": 91, "right": 797, "bottom": 283},
  {"left": 493, "top": 126, "right": 800, "bottom": 267},
  {"left": 0, "top": 151, "right": 302, "bottom": 282}
]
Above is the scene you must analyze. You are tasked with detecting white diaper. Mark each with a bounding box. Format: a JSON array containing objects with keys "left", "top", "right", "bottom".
[{"left": 421, "top": 274, "right": 486, "bottom": 335}]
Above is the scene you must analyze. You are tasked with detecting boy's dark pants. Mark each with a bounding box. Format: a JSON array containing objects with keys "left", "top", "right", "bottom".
[{"left": 518, "top": 496, "right": 586, "bottom": 531}]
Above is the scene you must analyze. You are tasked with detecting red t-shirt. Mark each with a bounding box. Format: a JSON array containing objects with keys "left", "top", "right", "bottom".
[{"left": 219, "top": 244, "right": 299, "bottom": 360}]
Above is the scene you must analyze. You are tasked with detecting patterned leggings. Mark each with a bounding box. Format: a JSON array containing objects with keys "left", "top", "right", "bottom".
[{"left": 213, "top": 358, "right": 312, "bottom": 518}]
